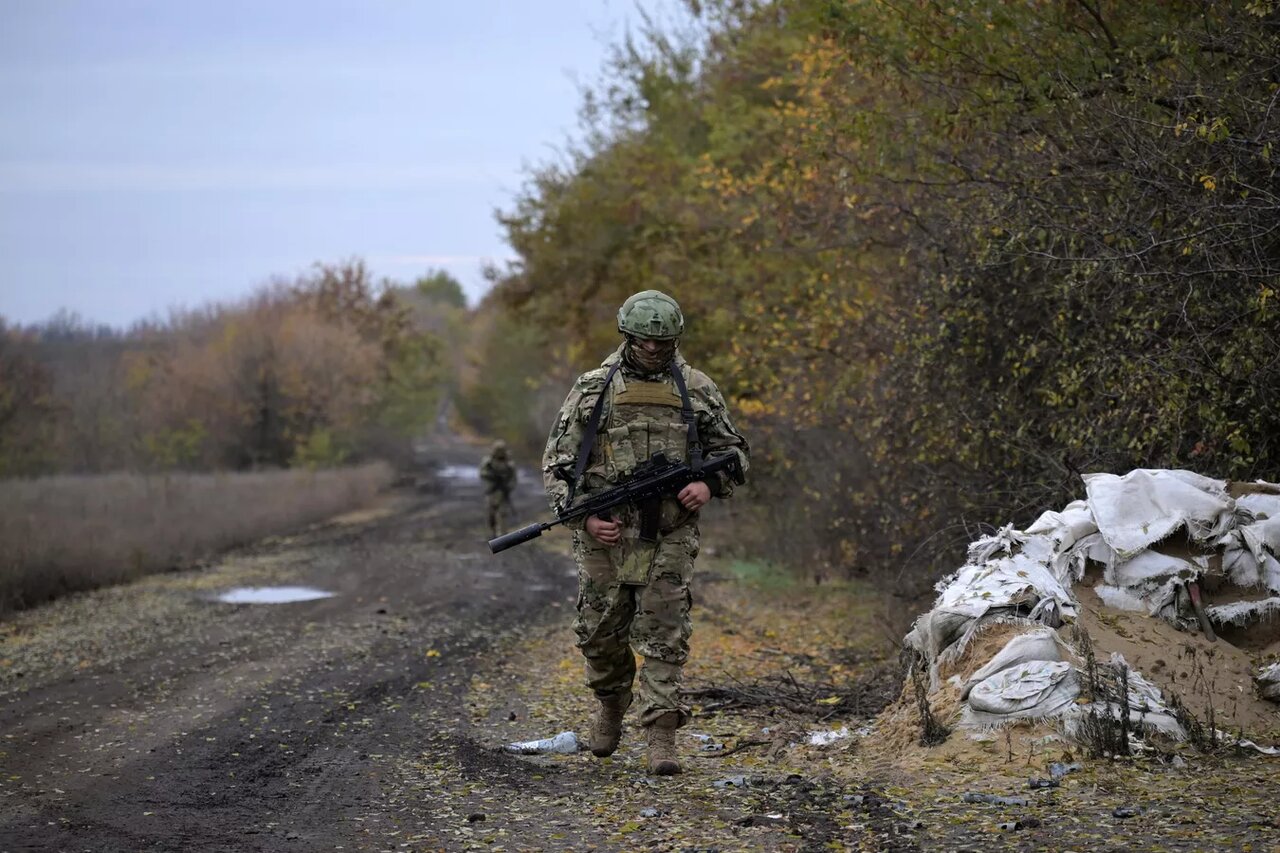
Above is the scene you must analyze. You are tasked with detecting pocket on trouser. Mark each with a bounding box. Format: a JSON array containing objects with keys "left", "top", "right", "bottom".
[
  {"left": 630, "top": 566, "right": 692, "bottom": 666},
  {"left": 576, "top": 531, "right": 617, "bottom": 580},
  {"left": 614, "top": 538, "right": 657, "bottom": 585}
]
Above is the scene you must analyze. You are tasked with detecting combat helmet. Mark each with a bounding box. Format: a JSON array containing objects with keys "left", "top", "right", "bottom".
[
  {"left": 617, "top": 290, "right": 684, "bottom": 340},
  {"left": 492, "top": 439, "right": 509, "bottom": 458}
]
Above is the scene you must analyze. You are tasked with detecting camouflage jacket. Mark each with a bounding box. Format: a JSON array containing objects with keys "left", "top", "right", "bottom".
[
  {"left": 479, "top": 455, "right": 517, "bottom": 494},
  {"left": 542, "top": 344, "right": 749, "bottom": 526}
]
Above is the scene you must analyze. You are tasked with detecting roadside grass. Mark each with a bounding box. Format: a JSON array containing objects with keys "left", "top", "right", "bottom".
[
  {"left": 722, "top": 557, "right": 797, "bottom": 591},
  {"left": 0, "top": 462, "right": 393, "bottom": 614}
]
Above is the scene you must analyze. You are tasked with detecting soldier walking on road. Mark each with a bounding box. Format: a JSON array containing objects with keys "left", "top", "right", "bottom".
[
  {"left": 480, "top": 440, "right": 517, "bottom": 538},
  {"left": 542, "top": 291, "right": 749, "bottom": 775}
]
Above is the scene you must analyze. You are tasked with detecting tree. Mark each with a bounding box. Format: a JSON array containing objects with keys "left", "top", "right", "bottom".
[
  {"left": 0, "top": 322, "right": 59, "bottom": 476},
  {"left": 414, "top": 269, "right": 467, "bottom": 309},
  {"left": 483, "top": 0, "right": 1280, "bottom": 585}
]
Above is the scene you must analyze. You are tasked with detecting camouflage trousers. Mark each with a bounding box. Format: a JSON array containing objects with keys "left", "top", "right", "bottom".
[
  {"left": 486, "top": 490, "right": 512, "bottom": 537},
  {"left": 572, "top": 521, "right": 698, "bottom": 728}
]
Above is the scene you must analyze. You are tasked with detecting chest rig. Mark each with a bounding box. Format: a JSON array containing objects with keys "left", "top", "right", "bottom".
[{"left": 567, "top": 361, "right": 704, "bottom": 580}]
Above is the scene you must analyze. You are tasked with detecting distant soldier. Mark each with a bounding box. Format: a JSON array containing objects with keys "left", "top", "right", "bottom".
[
  {"left": 480, "top": 440, "right": 517, "bottom": 537},
  {"left": 543, "top": 290, "right": 749, "bottom": 774}
]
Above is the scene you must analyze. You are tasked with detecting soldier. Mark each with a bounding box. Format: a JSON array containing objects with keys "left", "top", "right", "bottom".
[
  {"left": 542, "top": 290, "right": 749, "bottom": 775},
  {"left": 480, "top": 440, "right": 517, "bottom": 538}
]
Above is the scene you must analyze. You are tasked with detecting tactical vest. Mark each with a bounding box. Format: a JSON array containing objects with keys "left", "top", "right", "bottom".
[
  {"left": 569, "top": 362, "right": 705, "bottom": 556},
  {"left": 600, "top": 378, "right": 689, "bottom": 481}
]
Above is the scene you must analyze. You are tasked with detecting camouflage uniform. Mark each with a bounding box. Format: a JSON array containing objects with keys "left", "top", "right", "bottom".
[
  {"left": 480, "top": 443, "right": 517, "bottom": 537},
  {"left": 543, "top": 343, "right": 749, "bottom": 728}
]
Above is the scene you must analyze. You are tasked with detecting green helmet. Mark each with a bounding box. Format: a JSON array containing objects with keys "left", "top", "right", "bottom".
[{"left": 617, "top": 290, "right": 684, "bottom": 340}]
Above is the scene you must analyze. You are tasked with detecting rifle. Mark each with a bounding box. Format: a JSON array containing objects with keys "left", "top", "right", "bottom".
[{"left": 487, "top": 450, "right": 745, "bottom": 554}]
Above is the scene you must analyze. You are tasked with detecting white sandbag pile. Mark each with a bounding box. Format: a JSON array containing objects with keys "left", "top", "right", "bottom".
[
  {"left": 903, "top": 468, "right": 1280, "bottom": 746},
  {"left": 1259, "top": 663, "right": 1280, "bottom": 703}
]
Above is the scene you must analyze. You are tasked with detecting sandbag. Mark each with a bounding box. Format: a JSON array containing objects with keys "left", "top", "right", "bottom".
[
  {"left": 1084, "top": 469, "right": 1235, "bottom": 558},
  {"left": 1068, "top": 654, "right": 1185, "bottom": 739},
  {"left": 1257, "top": 663, "right": 1280, "bottom": 703},
  {"left": 1108, "top": 549, "right": 1207, "bottom": 587},
  {"left": 967, "top": 661, "right": 1079, "bottom": 718},
  {"left": 960, "top": 629, "right": 1065, "bottom": 700}
]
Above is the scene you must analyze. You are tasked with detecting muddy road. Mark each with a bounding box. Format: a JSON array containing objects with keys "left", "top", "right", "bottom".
[
  {"left": 14, "top": 446, "right": 1273, "bottom": 853},
  {"left": 0, "top": 444, "right": 578, "bottom": 852}
]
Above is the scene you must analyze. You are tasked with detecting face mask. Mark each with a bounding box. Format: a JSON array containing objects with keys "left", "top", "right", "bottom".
[{"left": 625, "top": 336, "right": 677, "bottom": 372}]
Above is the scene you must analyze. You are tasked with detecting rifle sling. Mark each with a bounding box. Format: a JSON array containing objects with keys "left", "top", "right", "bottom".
[
  {"left": 565, "top": 361, "right": 622, "bottom": 509},
  {"left": 668, "top": 361, "right": 704, "bottom": 474}
]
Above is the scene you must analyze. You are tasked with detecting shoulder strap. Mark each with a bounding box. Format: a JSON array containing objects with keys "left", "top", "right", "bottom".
[
  {"left": 668, "top": 362, "right": 703, "bottom": 474},
  {"left": 566, "top": 361, "right": 622, "bottom": 507}
]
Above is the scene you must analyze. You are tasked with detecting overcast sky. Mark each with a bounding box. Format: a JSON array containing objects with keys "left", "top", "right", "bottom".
[{"left": 0, "top": 0, "right": 654, "bottom": 327}]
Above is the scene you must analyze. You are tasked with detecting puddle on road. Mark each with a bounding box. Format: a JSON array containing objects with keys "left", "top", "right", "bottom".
[
  {"left": 437, "top": 465, "right": 481, "bottom": 481},
  {"left": 215, "top": 586, "right": 335, "bottom": 604}
]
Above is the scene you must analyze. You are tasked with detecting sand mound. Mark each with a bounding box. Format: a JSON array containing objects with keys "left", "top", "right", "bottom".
[
  {"left": 876, "top": 469, "right": 1280, "bottom": 766},
  {"left": 1075, "top": 576, "right": 1280, "bottom": 738}
]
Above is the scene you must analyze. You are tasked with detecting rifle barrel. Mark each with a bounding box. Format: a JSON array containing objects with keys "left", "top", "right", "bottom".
[{"left": 488, "top": 522, "right": 549, "bottom": 554}]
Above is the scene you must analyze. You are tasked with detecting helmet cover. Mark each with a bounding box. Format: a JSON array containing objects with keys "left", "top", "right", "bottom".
[{"left": 617, "top": 290, "right": 684, "bottom": 340}]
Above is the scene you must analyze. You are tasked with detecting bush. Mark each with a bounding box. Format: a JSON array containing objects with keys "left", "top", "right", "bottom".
[{"left": 0, "top": 462, "right": 392, "bottom": 613}]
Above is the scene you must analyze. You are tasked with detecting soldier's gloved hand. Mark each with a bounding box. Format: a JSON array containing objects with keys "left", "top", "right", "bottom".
[
  {"left": 677, "top": 481, "right": 712, "bottom": 512},
  {"left": 586, "top": 515, "right": 623, "bottom": 546}
]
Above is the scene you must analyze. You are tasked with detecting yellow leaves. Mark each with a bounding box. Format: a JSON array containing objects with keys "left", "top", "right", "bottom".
[
  {"left": 425, "top": 649, "right": 441, "bottom": 658},
  {"left": 1257, "top": 284, "right": 1275, "bottom": 315},
  {"left": 735, "top": 398, "right": 773, "bottom": 417},
  {"left": 1198, "top": 174, "right": 1217, "bottom": 192},
  {"left": 816, "top": 695, "right": 843, "bottom": 705}
]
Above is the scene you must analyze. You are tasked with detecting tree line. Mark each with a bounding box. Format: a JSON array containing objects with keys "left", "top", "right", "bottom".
[
  {"left": 1, "top": 261, "right": 463, "bottom": 477},
  {"left": 475, "top": 0, "right": 1280, "bottom": 586}
]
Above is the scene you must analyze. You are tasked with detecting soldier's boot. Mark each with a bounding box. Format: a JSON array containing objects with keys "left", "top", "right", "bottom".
[
  {"left": 588, "top": 691, "right": 631, "bottom": 758},
  {"left": 645, "top": 711, "right": 682, "bottom": 775}
]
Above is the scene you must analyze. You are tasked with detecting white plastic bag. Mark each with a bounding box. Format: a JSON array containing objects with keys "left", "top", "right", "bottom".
[{"left": 506, "top": 731, "right": 579, "bottom": 754}]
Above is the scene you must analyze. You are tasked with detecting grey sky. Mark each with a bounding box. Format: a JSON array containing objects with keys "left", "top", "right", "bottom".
[{"left": 0, "top": 0, "right": 647, "bottom": 326}]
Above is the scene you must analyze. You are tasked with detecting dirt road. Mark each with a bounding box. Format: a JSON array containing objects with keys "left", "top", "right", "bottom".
[
  {"left": 9, "top": 444, "right": 1278, "bottom": 852},
  {"left": 0, "top": 444, "right": 582, "bottom": 852}
]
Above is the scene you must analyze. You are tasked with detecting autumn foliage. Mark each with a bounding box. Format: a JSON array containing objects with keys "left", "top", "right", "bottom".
[
  {"left": 1, "top": 261, "right": 452, "bottom": 476},
  {"left": 478, "top": 0, "right": 1280, "bottom": 586}
]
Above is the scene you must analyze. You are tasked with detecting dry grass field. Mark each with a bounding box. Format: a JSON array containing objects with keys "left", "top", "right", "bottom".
[{"left": 0, "top": 462, "right": 392, "bottom": 613}]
